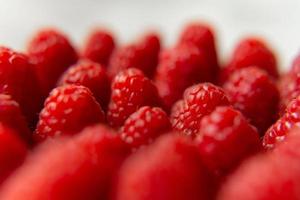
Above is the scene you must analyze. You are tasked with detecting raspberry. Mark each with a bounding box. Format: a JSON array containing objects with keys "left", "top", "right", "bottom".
[
  {"left": 220, "top": 37, "right": 278, "bottom": 83},
  {"left": 154, "top": 44, "right": 212, "bottom": 110},
  {"left": 218, "top": 128, "right": 300, "bottom": 200},
  {"left": 0, "top": 46, "right": 43, "bottom": 126},
  {"left": 0, "top": 94, "right": 32, "bottom": 145},
  {"left": 223, "top": 66, "right": 279, "bottom": 134},
  {"left": 278, "top": 54, "right": 300, "bottom": 110},
  {"left": 263, "top": 95, "right": 300, "bottom": 149},
  {"left": 0, "top": 124, "right": 27, "bottom": 185},
  {"left": 278, "top": 74, "right": 298, "bottom": 111},
  {"left": 196, "top": 106, "right": 261, "bottom": 175},
  {"left": 82, "top": 29, "right": 115, "bottom": 66},
  {"left": 107, "top": 68, "right": 161, "bottom": 128},
  {"left": 108, "top": 33, "right": 160, "bottom": 78},
  {"left": 34, "top": 85, "right": 105, "bottom": 142},
  {"left": 178, "top": 22, "right": 219, "bottom": 81},
  {"left": 58, "top": 59, "right": 110, "bottom": 109},
  {"left": 120, "top": 106, "right": 171, "bottom": 150},
  {"left": 113, "top": 134, "right": 215, "bottom": 200},
  {"left": 170, "top": 83, "right": 230, "bottom": 138},
  {"left": 27, "top": 28, "right": 78, "bottom": 96},
  {"left": 0, "top": 125, "right": 130, "bottom": 200}
]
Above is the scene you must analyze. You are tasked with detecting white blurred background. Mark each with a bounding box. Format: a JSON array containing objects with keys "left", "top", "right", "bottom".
[{"left": 0, "top": 0, "right": 299, "bottom": 70}]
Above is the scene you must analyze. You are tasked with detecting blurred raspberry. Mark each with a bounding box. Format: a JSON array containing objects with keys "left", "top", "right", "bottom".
[
  {"left": 155, "top": 44, "right": 212, "bottom": 110},
  {"left": 108, "top": 32, "right": 160, "bottom": 78},
  {"left": 179, "top": 22, "right": 219, "bottom": 81},
  {"left": 223, "top": 66, "right": 279, "bottom": 134},
  {"left": 220, "top": 37, "right": 278, "bottom": 83},
  {"left": 27, "top": 28, "right": 78, "bottom": 96},
  {"left": 82, "top": 29, "right": 115, "bottom": 66}
]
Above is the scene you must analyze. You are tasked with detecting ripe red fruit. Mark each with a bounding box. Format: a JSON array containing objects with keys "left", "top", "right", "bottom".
[
  {"left": 278, "top": 54, "right": 300, "bottom": 110},
  {"left": 220, "top": 37, "right": 278, "bottom": 83},
  {"left": 120, "top": 106, "right": 171, "bottom": 150},
  {"left": 0, "top": 46, "right": 43, "bottom": 126},
  {"left": 263, "top": 95, "right": 300, "bottom": 149},
  {"left": 34, "top": 85, "right": 105, "bottom": 142},
  {"left": 0, "top": 94, "right": 32, "bottom": 144},
  {"left": 27, "top": 28, "right": 78, "bottom": 96},
  {"left": 0, "top": 124, "right": 27, "bottom": 185},
  {"left": 223, "top": 66, "right": 279, "bottom": 134},
  {"left": 107, "top": 68, "right": 161, "bottom": 128},
  {"left": 196, "top": 106, "right": 261, "bottom": 175},
  {"left": 154, "top": 44, "right": 212, "bottom": 110},
  {"left": 0, "top": 125, "right": 130, "bottom": 200},
  {"left": 113, "top": 134, "right": 215, "bottom": 200},
  {"left": 178, "top": 22, "right": 219, "bottom": 81},
  {"left": 82, "top": 29, "right": 115, "bottom": 66},
  {"left": 108, "top": 33, "right": 160, "bottom": 78},
  {"left": 218, "top": 128, "right": 300, "bottom": 200},
  {"left": 58, "top": 59, "right": 111, "bottom": 109},
  {"left": 170, "top": 83, "right": 230, "bottom": 138}
]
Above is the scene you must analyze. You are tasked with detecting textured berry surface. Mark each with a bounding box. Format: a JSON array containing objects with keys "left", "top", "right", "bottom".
[
  {"left": 108, "top": 33, "right": 160, "bottom": 78},
  {"left": 58, "top": 59, "right": 111, "bottom": 109},
  {"left": 82, "top": 29, "right": 115, "bottom": 66},
  {"left": 113, "top": 134, "right": 215, "bottom": 200},
  {"left": 218, "top": 128, "right": 300, "bottom": 200},
  {"left": 0, "top": 46, "right": 43, "bottom": 126},
  {"left": 223, "top": 66, "right": 279, "bottom": 134},
  {"left": 107, "top": 68, "right": 161, "bottom": 128},
  {"left": 263, "top": 95, "right": 300, "bottom": 149},
  {"left": 196, "top": 106, "right": 261, "bottom": 175},
  {"left": 220, "top": 37, "right": 278, "bottom": 83},
  {"left": 35, "top": 85, "right": 105, "bottom": 142},
  {"left": 279, "top": 55, "right": 300, "bottom": 110},
  {"left": 0, "top": 124, "right": 27, "bottom": 185},
  {"left": 0, "top": 125, "right": 130, "bottom": 200},
  {"left": 155, "top": 44, "right": 212, "bottom": 110},
  {"left": 120, "top": 106, "right": 171, "bottom": 150},
  {"left": 0, "top": 94, "right": 32, "bottom": 144},
  {"left": 278, "top": 73, "right": 299, "bottom": 111},
  {"left": 27, "top": 28, "right": 78, "bottom": 96},
  {"left": 179, "top": 22, "right": 219, "bottom": 81},
  {"left": 170, "top": 83, "right": 230, "bottom": 138}
]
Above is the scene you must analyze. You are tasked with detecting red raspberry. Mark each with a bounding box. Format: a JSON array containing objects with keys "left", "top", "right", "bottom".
[
  {"left": 120, "top": 106, "right": 171, "bottom": 150},
  {"left": 27, "top": 28, "right": 78, "bottom": 96},
  {"left": 107, "top": 68, "right": 161, "bottom": 128},
  {"left": 196, "top": 106, "right": 261, "bottom": 175},
  {"left": 278, "top": 54, "right": 300, "bottom": 110},
  {"left": 0, "top": 124, "right": 27, "bottom": 185},
  {"left": 0, "top": 125, "right": 130, "bottom": 200},
  {"left": 278, "top": 74, "right": 299, "bottom": 112},
  {"left": 218, "top": 128, "right": 300, "bottom": 200},
  {"left": 0, "top": 47, "right": 43, "bottom": 126},
  {"left": 108, "top": 33, "right": 160, "bottom": 78},
  {"left": 178, "top": 22, "right": 219, "bottom": 81},
  {"left": 263, "top": 95, "right": 300, "bottom": 149},
  {"left": 223, "top": 66, "right": 279, "bottom": 134},
  {"left": 0, "top": 94, "right": 32, "bottom": 145},
  {"left": 34, "top": 85, "right": 105, "bottom": 142},
  {"left": 220, "top": 37, "right": 278, "bottom": 83},
  {"left": 58, "top": 59, "right": 111, "bottom": 109},
  {"left": 82, "top": 29, "right": 115, "bottom": 66},
  {"left": 170, "top": 83, "right": 230, "bottom": 138},
  {"left": 113, "top": 134, "right": 215, "bottom": 200},
  {"left": 154, "top": 44, "right": 212, "bottom": 110}
]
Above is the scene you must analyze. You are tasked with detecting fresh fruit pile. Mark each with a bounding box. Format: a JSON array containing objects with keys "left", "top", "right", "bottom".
[{"left": 0, "top": 22, "right": 299, "bottom": 199}]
